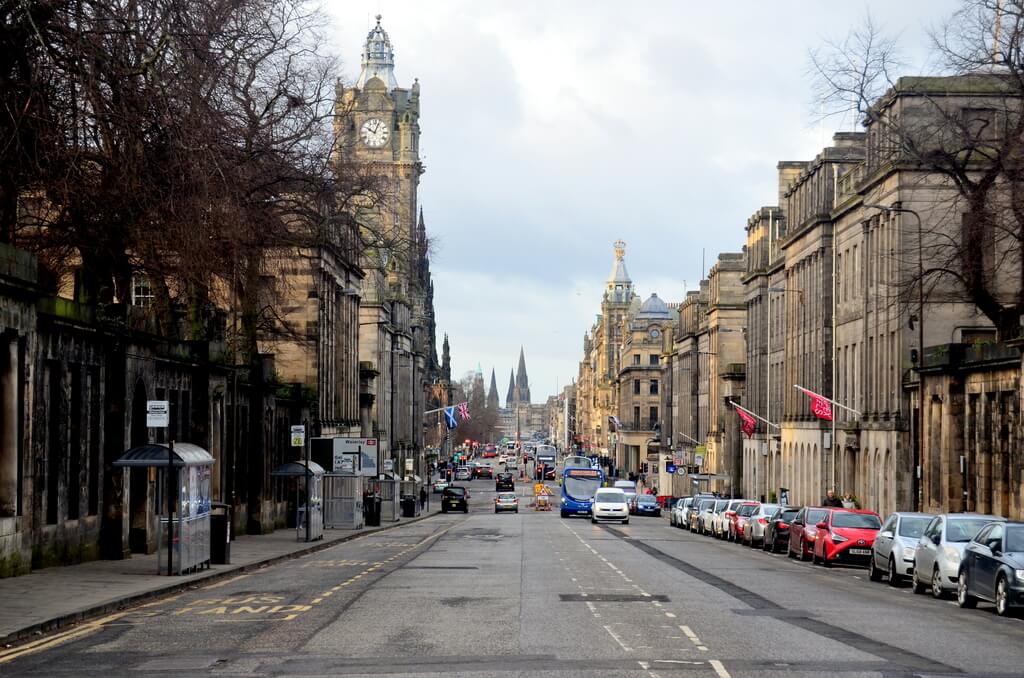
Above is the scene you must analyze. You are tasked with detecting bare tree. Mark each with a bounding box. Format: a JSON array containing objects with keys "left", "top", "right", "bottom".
[{"left": 810, "top": 1, "right": 1024, "bottom": 339}]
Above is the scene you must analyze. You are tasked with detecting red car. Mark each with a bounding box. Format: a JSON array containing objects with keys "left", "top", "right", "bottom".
[
  {"left": 787, "top": 506, "right": 830, "bottom": 561},
  {"left": 730, "top": 501, "right": 760, "bottom": 542},
  {"left": 813, "top": 509, "right": 882, "bottom": 567}
]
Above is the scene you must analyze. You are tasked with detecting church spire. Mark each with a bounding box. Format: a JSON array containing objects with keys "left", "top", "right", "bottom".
[
  {"left": 515, "top": 347, "right": 531, "bottom": 404},
  {"left": 487, "top": 368, "right": 499, "bottom": 410},
  {"left": 506, "top": 368, "right": 516, "bottom": 409},
  {"left": 356, "top": 14, "right": 399, "bottom": 91}
]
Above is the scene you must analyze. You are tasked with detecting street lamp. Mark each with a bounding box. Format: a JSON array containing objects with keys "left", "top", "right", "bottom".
[{"left": 863, "top": 201, "right": 924, "bottom": 511}]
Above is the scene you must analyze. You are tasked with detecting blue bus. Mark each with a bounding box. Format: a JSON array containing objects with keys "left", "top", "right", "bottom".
[{"left": 560, "top": 466, "right": 605, "bottom": 518}]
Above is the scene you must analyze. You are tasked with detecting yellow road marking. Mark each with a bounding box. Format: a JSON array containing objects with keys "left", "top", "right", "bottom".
[
  {"left": 200, "top": 574, "right": 250, "bottom": 589},
  {"left": 0, "top": 612, "right": 128, "bottom": 665}
]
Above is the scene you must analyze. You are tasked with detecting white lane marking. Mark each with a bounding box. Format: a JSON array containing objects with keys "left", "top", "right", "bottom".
[
  {"left": 709, "top": 659, "right": 731, "bottom": 677},
  {"left": 604, "top": 625, "right": 633, "bottom": 652},
  {"left": 638, "top": 661, "right": 650, "bottom": 669},
  {"left": 664, "top": 612, "right": 676, "bottom": 618},
  {"left": 679, "top": 624, "right": 709, "bottom": 651}
]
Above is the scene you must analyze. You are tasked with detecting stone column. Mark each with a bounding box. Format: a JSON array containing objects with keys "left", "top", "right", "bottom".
[{"left": 0, "top": 336, "right": 18, "bottom": 516}]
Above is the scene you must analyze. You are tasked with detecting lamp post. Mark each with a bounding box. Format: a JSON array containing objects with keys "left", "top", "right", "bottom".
[{"left": 863, "top": 202, "right": 924, "bottom": 511}]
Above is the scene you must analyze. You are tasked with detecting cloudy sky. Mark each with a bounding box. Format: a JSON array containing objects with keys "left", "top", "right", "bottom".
[{"left": 323, "top": 0, "right": 958, "bottom": 403}]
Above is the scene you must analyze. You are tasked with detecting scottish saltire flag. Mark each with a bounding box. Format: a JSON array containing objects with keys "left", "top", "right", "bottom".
[
  {"left": 444, "top": 406, "right": 458, "bottom": 429},
  {"left": 457, "top": 402, "right": 470, "bottom": 420}
]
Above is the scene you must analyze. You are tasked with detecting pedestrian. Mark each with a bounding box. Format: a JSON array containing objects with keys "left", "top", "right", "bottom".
[
  {"left": 419, "top": 487, "right": 427, "bottom": 510},
  {"left": 841, "top": 492, "right": 856, "bottom": 509},
  {"left": 822, "top": 489, "right": 842, "bottom": 507}
]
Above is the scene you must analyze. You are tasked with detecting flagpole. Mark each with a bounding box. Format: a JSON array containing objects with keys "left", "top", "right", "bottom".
[
  {"left": 793, "top": 385, "right": 861, "bottom": 416},
  {"left": 727, "top": 400, "right": 780, "bottom": 429}
]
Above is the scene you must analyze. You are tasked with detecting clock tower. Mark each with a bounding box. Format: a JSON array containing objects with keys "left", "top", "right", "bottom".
[{"left": 335, "top": 14, "right": 423, "bottom": 275}]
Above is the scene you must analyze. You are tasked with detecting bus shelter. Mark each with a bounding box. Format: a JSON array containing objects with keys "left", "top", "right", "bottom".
[
  {"left": 113, "top": 443, "right": 213, "bottom": 575},
  {"left": 271, "top": 460, "right": 325, "bottom": 542},
  {"left": 323, "top": 473, "right": 364, "bottom": 529}
]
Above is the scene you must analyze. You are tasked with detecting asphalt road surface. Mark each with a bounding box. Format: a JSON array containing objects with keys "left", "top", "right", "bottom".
[{"left": 4, "top": 462, "right": 1024, "bottom": 676}]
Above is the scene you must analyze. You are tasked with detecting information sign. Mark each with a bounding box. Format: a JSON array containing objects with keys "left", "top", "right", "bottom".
[
  {"left": 146, "top": 401, "right": 169, "bottom": 428},
  {"left": 290, "top": 425, "right": 305, "bottom": 447}
]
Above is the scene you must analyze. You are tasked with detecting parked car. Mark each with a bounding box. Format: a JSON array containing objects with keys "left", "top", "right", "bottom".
[
  {"left": 741, "top": 503, "right": 780, "bottom": 547},
  {"left": 670, "top": 498, "right": 691, "bottom": 527},
  {"left": 691, "top": 498, "right": 717, "bottom": 533},
  {"left": 869, "top": 512, "right": 932, "bottom": 585},
  {"left": 592, "top": 487, "right": 629, "bottom": 524},
  {"left": 441, "top": 486, "right": 469, "bottom": 513},
  {"left": 730, "top": 501, "right": 760, "bottom": 542},
  {"left": 957, "top": 520, "right": 1024, "bottom": 616},
  {"left": 715, "top": 500, "right": 746, "bottom": 539},
  {"left": 701, "top": 499, "right": 730, "bottom": 536},
  {"left": 763, "top": 506, "right": 801, "bottom": 553},
  {"left": 495, "top": 472, "right": 515, "bottom": 491},
  {"left": 683, "top": 494, "right": 714, "bottom": 530},
  {"left": 913, "top": 513, "right": 1006, "bottom": 598},
  {"left": 632, "top": 494, "right": 662, "bottom": 517},
  {"left": 494, "top": 491, "right": 519, "bottom": 513},
  {"left": 813, "top": 509, "right": 882, "bottom": 567},
  {"left": 788, "top": 507, "right": 830, "bottom": 560}
]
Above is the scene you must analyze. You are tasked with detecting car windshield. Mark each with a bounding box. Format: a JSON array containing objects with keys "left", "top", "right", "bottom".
[
  {"left": 946, "top": 518, "right": 994, "bottom": 543},
  {"left": 738, "top": 504, "right": 758, "bottom": 516},
  {"left": 832, "top": 512, "right": 881, "bottom": 529},
  {"left": 445, "top": 488, "right": 465, "bottom": 496},
  {"left": 807, "top": 509, "right": 828, "bottom": 524},
  {"left": 1006, "top": 526, "right": 1024, "bottom": 552},
  {"left": 714, "top": 500, "right": 729, "bottom": 512},
  {"left": 700, "top": 500, "right": 715, "bottom": 510},
  {"left": 498, "top": 493, "right": 516, "bottom": 501},
  {"left": 638, "top": 496, "right": 657, "bottom": 505},
  {"left": 760, "top": 504, "right": 779, "bottom": 515},
  {"left": 779, "top": 509, "right": 800, "bottom": 521},
  {"left": 498, "top": 473, "right": 512, "bottom": 480},
  {"left": 897, "top": 516, "right": 930, "bottom": 538},
  {"left": 564, "top": 476, "right": 602, "bottom": 501},
  {"left": 595, "top": 490, "right": 624, "bottom": 503}
]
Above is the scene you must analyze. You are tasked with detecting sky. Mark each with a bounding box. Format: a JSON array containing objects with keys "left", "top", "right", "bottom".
[{"left": 323, "top": 0, "right": 960, "bottom": 403}]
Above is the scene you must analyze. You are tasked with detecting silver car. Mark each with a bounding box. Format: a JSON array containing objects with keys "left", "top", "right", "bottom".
[
  {"left": 868, "top": 512, "right": 932, "bottom": 585},
  {"left": 670, "top": 498, "right": 691, "bottom": 527},
  {"left": 700, "top": 499, "right": 730, "bottom": 536},
  {"left": 911, "top": 513, "right": 1006, "bottom": 598},
  {"left": 741, "top": 503, "right": 780, "bottom": 546},
  {"left": 690, "top": 498, "right": 716, "bottom": 533}
]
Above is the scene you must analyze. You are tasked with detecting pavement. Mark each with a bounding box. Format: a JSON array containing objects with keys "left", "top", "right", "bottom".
[
  {"left": 0, "top": 501, "right": 442, "bottom": 646},
  {"left": 4, "top": 459, "right": 1024, "bottom": 676}
]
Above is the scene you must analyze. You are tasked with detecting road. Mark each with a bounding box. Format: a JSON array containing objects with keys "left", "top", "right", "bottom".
[{"left": 3, "top": 461, "right": 1024, "bottom": 676}]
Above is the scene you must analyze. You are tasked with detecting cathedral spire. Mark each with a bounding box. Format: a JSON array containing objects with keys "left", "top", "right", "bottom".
[
  {"left": 506, "top": 368, "right": 516, "bottom": 409},
  {"left": 356, "top": 14, "right": 399, "bottom": 91},
  {"left": 487, "top": 368, "right": 500, "bottom": 410},
  {"left": 515, "top": 347, "right": 531, "bottom": 404}
]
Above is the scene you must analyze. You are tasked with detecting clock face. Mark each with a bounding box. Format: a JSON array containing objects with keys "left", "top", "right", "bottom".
[
  {"left": 649, "top": 328, "right": 661, "bottom": 338},
  {"left": 360, "top": 118, "right": 389, "bottom": 147}
]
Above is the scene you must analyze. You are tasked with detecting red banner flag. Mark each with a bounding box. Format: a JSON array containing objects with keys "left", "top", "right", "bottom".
[
  {"left": 736, "top": 407, "right": 756, "bottom": 438},
  {"left": 799, "top": 387, "right": 833, "bottom": 421}
]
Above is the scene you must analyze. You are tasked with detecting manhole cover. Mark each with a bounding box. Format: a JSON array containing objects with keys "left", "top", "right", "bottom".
[{"left": 559, "top": 593, "right": 669, "bottom": 602}]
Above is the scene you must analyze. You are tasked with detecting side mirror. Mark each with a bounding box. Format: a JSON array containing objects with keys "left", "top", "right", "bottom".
[
  {"left": 932, "top": 534, "right": 941, "bottom": 545},
  {"left": 815, "top": 521, "right": 829, "bottom": 530},
  {"left": 880, "top": 530, "right": 894, "bottom": 539}
]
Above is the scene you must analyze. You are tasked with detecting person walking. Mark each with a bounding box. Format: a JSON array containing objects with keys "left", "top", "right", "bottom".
[{"left": 419, "top": 487, "right": 427, "bottom": 510}]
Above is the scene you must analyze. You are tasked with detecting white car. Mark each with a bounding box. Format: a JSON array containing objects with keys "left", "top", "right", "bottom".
[
  {"left": 911, "top": 513, "right": 1006, "bottom": 597},
  {"left": 714, "top": 499, "right": 745, "bottom": 538},
  {"left": 592, "top": 488, "right": 629, "bottom": 524},
  {"left": 498, "top": 454, "right": 508, "bottom": 464},
  {"left": 670, "top": 498, "right": 691, "bottom": 527},
  {"left": 700, "top": 499, "right": 729, "bottom": 535}
]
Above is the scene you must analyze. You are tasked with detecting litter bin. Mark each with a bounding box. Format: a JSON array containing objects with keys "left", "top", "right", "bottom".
[
  {"left": 401, "top": 496, "right": 416, "bottom": 518},
  {"left": 210, "top": 502, "right": 232, "bottom": 565},
  {"left": 365, "top": 495, "right": 381, "bottom": 526}
]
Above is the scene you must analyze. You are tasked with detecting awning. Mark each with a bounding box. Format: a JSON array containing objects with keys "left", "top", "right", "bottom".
[
  {"left": 271, "top": 459, "right": 326, "bottom": 477},
  {"left": 114, "top": 443, "right": 214, "bottom": 468}
]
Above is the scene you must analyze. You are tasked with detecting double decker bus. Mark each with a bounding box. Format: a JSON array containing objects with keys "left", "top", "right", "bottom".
[{"left": 560, "top": 466, "right": 605, "bottom": 518}]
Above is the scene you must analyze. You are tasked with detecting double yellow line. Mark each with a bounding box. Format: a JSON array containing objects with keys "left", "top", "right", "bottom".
[{"left": 0, "top": 611, "right": 127, "bottom": 665}]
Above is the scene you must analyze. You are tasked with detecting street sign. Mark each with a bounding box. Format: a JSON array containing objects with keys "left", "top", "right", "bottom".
[
  {"left": 331, "top": 438, "right": 378, "bottom": 477},
  {"left": 405, "top": 458, "right": 413, "bottom": 472},
  {"left": 290, "top": 425, "right": 305, "bottom": 447},
  {"left": 338, "top": 457, "right": 355, "bottom": 474},
  {"left": 383, "top": 459, "right": 394, "bottom": 472},
  {"left": 146, "top": 401, "right": 169, "bottom": 428},
  {"left": 666, "top": 463, "right": 677, "bottom": 474},
  {"left": 694, "top": 454, "right": 705, "bottom": 467}
]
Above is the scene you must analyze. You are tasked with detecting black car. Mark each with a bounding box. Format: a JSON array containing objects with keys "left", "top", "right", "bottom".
[
  {"left": 958, "top": 520, "right": 1024, "bottom": 616},
  {"left": 632, "top": 494, "right": 661, "bottom": 517},
  {"left": 473, "top": 465, "right": 493, "bottom": 479},
  {"left": 763, "top": 506, "right": 802, "bottom": 553},
  {"left": 495, "top": 472, "right": 515, "bottom": 491},
  {"left": 441, "top": 486, "right": 469, "bottom": 513}
]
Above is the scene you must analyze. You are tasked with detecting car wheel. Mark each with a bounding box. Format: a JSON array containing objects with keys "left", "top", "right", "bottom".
[
  {"left": 801, "top": 540, "right": 811, "bottom": 562},
  {"left": 591, "top": 517, "right": 596, "bottom": 524},
  {"left": 888, "top": 557, "right": 902, "bottom": 587},
  {"left": 868, "top": 556, "right": 883, "bottom": 582},
  {"left": 494, "top": 509, "right": 499, "bottom": 514},
  {"left": 821, "top": 553, "right": 831, "bottom": 568},
  {"left": 560, "top": 511, "right": 569, "bottom": 518},
  {"left": 464, "top": 508, "right": 469, "bottom": 514},
  {"left": 787, "top": 543, "right": 796, "bottom": 559},
  {"left": 957, "top": 570, "right": 977, "bottom": 609},
  {"left": 622, "top": 518, "right": 629, "bottom": 525},
  {"left": 514, "top": 509, "right": 518, "bottom": 513},
  {"left": 995, "top": 575, "right": 1013, "bottom": 617},
  {"left": 930, "top": 568, "right": 946, "bottom": 599},
  {"left": 442, "top": 508, "right": 448, "bottom": 514}
]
